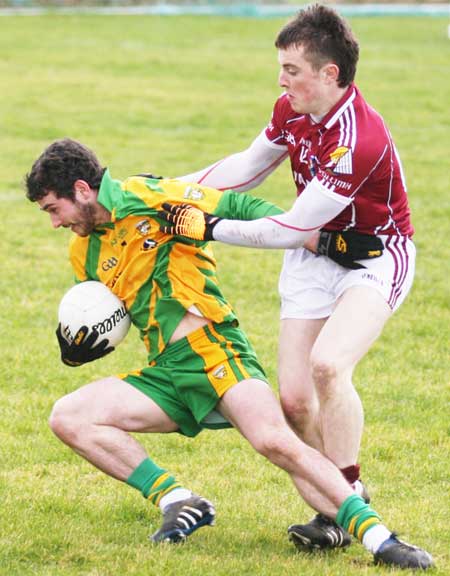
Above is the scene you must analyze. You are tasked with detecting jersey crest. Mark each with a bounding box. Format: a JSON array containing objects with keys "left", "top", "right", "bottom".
[
  {"left": 183, "top": 186, "right": 205, "bottom": 201},
  {"left": 212, "top": 364, "right": 228, "bottom": 379},
  {"left": 136, "top": 219, "right": 151, "bottom": 236},
  {"left": 326, "top": 146, "right": 353, "bottom": 175}
]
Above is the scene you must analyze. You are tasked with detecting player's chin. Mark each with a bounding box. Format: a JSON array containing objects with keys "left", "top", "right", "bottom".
[
  {"left": 287, "top": 99, "right": 302, "bottom": 113},
  {"left": 70, "top": 224, "right": 91, "bottom": 236},
  {"left": 287, "top": 96, "right": 309, "bottom": 114},
  {"left": 292, "top": 102, "right": 309, "bottom": 114}
]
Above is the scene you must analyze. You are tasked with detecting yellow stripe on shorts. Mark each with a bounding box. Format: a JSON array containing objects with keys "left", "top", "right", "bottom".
[
  {"left": 208, "top": 323, "right": 251, "bottom": 383},
  {"left": 186, "top": 325, "right": 249, "bottom": 397}
]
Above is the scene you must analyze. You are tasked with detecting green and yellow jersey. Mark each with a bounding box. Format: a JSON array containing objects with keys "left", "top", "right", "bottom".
[{"left": 70, "top": 169, "right": 281, "bottom": 362}]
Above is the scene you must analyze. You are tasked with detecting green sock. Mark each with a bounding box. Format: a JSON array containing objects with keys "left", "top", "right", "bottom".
[
  {"left": 126, "top": 457, "right": 182, "bottom": 506},
  {"left": 336, "top": 494, "right": 382, "bottom": 542}
]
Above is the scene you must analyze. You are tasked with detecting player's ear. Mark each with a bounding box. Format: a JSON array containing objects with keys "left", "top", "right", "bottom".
[
  {"left": 73, "top": 179, "right": 93, "bottom": 201},
  {"left": 321, "top": 62, "right": 339, "bottom": 85}
]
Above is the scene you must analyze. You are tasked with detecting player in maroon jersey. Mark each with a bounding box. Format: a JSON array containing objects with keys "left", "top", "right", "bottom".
[{"left": 165, "top": 5, "right": 428, "bottom": 564}]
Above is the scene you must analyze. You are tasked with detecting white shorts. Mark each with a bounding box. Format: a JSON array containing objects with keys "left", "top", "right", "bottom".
[{"left": 279, "top": 235, "right": 416, "bottom": 319}]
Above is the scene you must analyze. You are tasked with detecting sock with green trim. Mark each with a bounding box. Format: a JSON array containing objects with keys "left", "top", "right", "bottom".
[
  {"left": 126, "top": 457, "right": 184, "bottom": 507},
  {"left": 336, "top": 493, "right": 389, "bottom": 551}
]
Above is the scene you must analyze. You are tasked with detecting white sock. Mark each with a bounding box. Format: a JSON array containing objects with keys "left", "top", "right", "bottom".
[
  {"left": 352, "top": 480, "right": 365, "bottom": 497},
  {"left": 159, "top": 488, "right": 192, "bottom": 512},
  {"left": 362, "top": 525, "right": 392, "bottom": 553}
]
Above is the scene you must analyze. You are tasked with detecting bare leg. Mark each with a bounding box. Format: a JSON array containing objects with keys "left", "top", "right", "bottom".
[
  {"left": 278, "top": 286, "right": 391, "bottom": 469},
  {"left": 219, "top": 378, "right": 353, "bottom": 518},
  {"left": 278, "top": 317, "right": 325, "bottom": 452},
  {"left": 311, "top": 286, "right": 391, "bottom": 467},
  {"left": 49, "top": 376, "right": 178, "bottom": 480}
]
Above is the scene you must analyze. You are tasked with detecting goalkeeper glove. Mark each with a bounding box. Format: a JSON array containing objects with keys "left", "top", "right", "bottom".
[
  {"left": 56, "top": 324, "right": 114, "bottom": 367},
  {"left": 158, "top": 203, "right": 221, "bottom": 241},
  {"left": 318, "top": 230, "right": 383, "bottom": 270}
]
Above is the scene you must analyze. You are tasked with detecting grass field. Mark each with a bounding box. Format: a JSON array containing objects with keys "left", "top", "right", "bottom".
[{"left": 0, "top": 12, "right": 449, "bottom": 576}]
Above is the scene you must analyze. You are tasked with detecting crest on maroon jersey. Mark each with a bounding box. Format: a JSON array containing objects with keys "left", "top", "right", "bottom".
[{"left": 326, "top": 146, "right": 353, "bottom": 175}]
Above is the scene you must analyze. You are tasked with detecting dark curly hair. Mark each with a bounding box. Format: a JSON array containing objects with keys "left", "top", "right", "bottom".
[
  {"left": 275, "top": 4, "right": 359, "bottom": 88},
  {"left": 25, "top": 138, "right": 106, "bottom": 202}
]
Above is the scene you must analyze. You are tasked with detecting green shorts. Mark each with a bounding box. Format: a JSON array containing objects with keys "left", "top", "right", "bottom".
[{"left": 120, "top": 321, "right": 267, "bottom": 437}]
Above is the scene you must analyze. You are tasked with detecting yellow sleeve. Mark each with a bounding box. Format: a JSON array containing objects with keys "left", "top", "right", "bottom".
[
  {"left": 160, "top": 179, "right": 224, "bottom": 213},
  {"left": 121, "top": 176, "right": 224, "bottom": 215}
]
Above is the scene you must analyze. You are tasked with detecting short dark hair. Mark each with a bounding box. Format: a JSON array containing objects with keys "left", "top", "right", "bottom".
[
  {"left": 275, "top": 4, "right": 359, "bottom": 87},
  {"left": 25, "top": 138, "right": 105, "bottom": 202}
]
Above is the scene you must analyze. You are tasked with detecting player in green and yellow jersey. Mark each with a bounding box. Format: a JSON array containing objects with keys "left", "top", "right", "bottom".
[
  {"left": 24, "top": 138, "right": 433, "bottom": 569},
  {"left": 68, "top": 164, "right": 281, "bottom": 365}
]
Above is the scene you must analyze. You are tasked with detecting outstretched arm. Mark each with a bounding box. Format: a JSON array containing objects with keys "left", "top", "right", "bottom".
[
  {"left": 160, "top": 179, "right": 346, "bottom": 248},
  {"left": 177, "top": 131, "right": 288, "bottom": 192},
  {"left": 212, "top": 179, "right": 350, "bottom": 248},
  {"left": 160, "top": 180, "right": 384, "bottom": 268}
]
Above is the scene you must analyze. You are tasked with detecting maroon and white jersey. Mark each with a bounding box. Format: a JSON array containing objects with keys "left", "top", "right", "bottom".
[{"left": 265, "top": 84, "right": 413, "bottom": 236}]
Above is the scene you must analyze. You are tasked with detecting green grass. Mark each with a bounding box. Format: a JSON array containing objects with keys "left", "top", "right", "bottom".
[{"left": 0, "top": 13, "right": 449, "bottom": 575}]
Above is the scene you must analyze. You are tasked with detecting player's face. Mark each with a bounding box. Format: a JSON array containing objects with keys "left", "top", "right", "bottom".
[
  {"left": 38, "top": 191, "right": 98, "bottom": 237},
  {"left": 278, "top": 45, "right": 329, "bottom": 116}
]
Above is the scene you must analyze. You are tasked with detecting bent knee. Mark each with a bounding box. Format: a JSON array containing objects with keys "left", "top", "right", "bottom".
[
  {"left": 49, "top": 396, "right": 82, "bottom": 442},
  {"left": 252, "top": 427, "right": 298, "bottom": 462},
  {"left": 280, "top": 393, "right": 316, "bottom": 429},
  {"left": 310, "top": 353, "right": 339, "bottom": 393}
]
